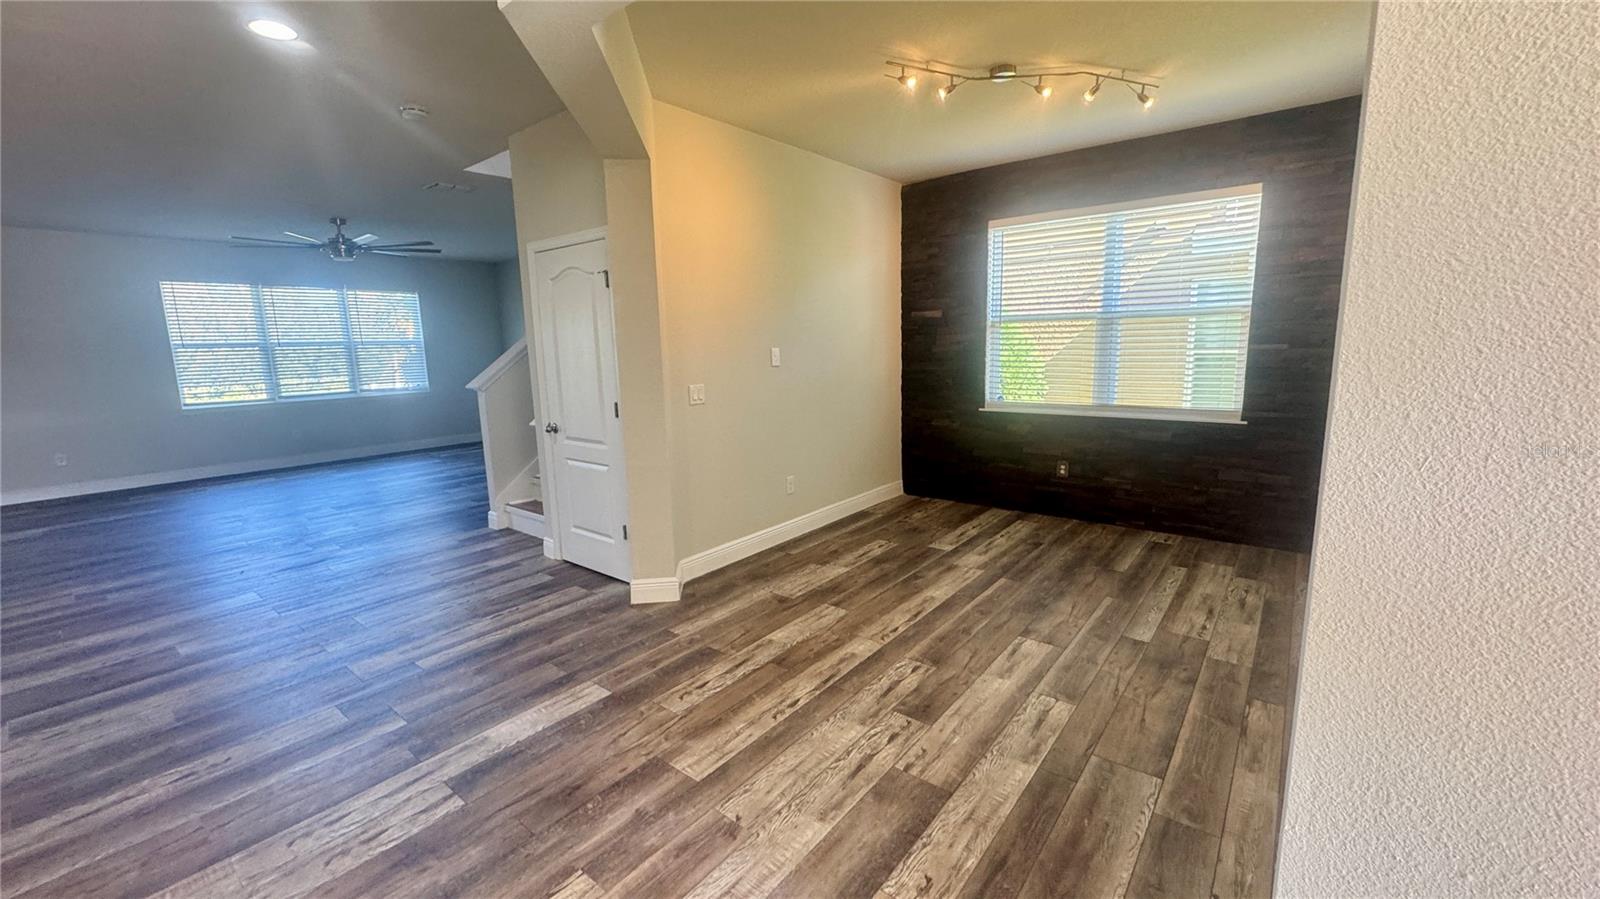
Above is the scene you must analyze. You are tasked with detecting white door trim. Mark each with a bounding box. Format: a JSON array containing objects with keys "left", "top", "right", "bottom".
[{"left": 527, "top": 229, "right": 630, "bottom": 579}]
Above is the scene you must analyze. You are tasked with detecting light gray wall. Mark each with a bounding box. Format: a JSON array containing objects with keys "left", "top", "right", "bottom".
[
  {"left": 494, "top": 258, "right": 525, "bottom": 351},
  {"left": 1, "top": 226, "right": 504, "bottom": 500}
]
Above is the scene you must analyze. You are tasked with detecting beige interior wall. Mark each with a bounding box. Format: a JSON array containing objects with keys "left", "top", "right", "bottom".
[
  {"left": 507, "top": 111, "right": 608, "bottom": 354},
  {"left": 1280, "top": 3, "right": 1598, "bottom": 895},
  {"left": 505, "top": 109, "right": 605, "bottom": 461},
  {"left": 603, "top": 159, "right": 678, "bottom": 581},
  {"left": 501, "top": 62, "right": 903, "bottom": 580},
  {"left": 504, "top": 107, "right": 680, "bottom": 583},
  {"left": 594, "top": 8, "right": 656, "bottom": 155},
  {"left": 499, "top": 1, "right": 648, "bottom": 161},
  {"left": 651, "top": 102, "right": 903, "bottom": 559},
  {"left": 508, "top": 110, "right": 608, "bottom": 250}
]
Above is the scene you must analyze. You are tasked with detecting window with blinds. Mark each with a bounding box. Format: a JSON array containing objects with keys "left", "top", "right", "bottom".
[
  {"left": 983, "top": 184, "right": 1262, "bottom": 423},
  {"left": 159, "top": 281, "right": 429, "bottom": 408}
]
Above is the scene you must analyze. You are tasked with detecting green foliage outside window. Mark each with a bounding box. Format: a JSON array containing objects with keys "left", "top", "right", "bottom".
[{"left": 996, "top": 322, "right": 1048, "bottom": 403}]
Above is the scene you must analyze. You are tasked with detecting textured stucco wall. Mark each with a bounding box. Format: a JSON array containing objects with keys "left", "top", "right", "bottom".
[{"left": 1280, "top": 3, "right": 1599, "bottom": 897}]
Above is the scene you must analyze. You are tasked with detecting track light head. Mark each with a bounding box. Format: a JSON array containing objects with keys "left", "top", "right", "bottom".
[
  {"left": 937, "top": 78, "right": 960, "bottom": 102},
  {"left": 1034, "top": 79, "right": 1053, "bottom": 98},
  {"left": 1083, "top": 78, "right": 1102, "bottom": 103},
  {"left": 1136, "top": 86, "right": 1155, "bottom": 109},
  {"left": 897, "top": 67, "right": 917, "bottom": 92}
]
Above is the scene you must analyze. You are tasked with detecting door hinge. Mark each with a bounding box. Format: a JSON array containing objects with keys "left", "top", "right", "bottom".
[
  {"left": 622, "top": 524, "right": 628, "bottom": 540},
  {"left": 602, "top": 269, "right": 610, "bottom": 288},
  {"left": 613, "top": 401, "right": 620, "bottom": 418}
]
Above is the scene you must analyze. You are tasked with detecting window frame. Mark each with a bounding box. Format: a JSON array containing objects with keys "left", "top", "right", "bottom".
[
  {"left": 979, "top": 183, "right": 1262, "bottom": 426},
  {"left": 159, "top": 281, "right": 431, "bottom": 411}
]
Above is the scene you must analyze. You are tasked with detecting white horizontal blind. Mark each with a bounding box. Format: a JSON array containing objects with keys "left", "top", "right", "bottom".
[
  {"left": 159, "top": 281, "right": 428, "bottom": 408},
  {"left": 261, "top": 286, "right": 353, "bottom": 398},
  {"left": 160, "top": 282, "right": 272, "bottom": 407},
  {"left": 347, "top": 290, "right": 429, "bottom": 392},
  {"left": 984, "top": 184, "right": 1263, "bottom": 421}
]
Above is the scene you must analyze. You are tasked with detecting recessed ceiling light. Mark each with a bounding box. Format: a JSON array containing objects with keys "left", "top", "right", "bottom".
[{"left": 246, "top": 19, "right": 298, "bottom": 41}]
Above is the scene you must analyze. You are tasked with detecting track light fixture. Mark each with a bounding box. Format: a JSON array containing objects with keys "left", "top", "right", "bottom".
[{"left": 886, "top": 60, "right": 1157, "bottom": 110}]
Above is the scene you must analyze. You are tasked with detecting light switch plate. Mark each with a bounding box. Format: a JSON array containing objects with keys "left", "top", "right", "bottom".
[
  {"left": 688, "top": 384, "right": 706, "bottom": 405},
  {"left": 770, "top": 347, "right": 781, "bottom": 367}
]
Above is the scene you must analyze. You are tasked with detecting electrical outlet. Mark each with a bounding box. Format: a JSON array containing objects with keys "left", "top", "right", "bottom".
[
  {"left": 770, "top": 347, "right": 782, "bottom": 367},
  {"left": 53, "top": 453, "right": 69, "bottom": 468},
  {"left": 785, "top": 475, "right": 796, "bottom": 495},
  {"left": 1055, "top": 460, "right": 1070, "bottom": 479},
  {"left": 688, "top": 384, "right": 706, "bottom": 405}
]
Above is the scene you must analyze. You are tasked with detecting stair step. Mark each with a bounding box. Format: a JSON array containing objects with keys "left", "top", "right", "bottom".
[{"left": 504, "top": 501, "right": 547, "bottom": 540}]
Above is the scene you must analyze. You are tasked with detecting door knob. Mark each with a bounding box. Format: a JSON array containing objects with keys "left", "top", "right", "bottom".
[{"left": 545, "top": 422, "right": 560, "bottom": 434}]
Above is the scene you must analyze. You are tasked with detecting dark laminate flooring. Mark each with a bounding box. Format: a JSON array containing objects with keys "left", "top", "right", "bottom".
[{"left": 0, "top": 446, "right": 1305, "bottom": 898}]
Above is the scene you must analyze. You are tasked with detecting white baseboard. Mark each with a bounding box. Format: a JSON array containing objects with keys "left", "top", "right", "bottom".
[
  {"left": 630, "top": 576, "right": 681, "bottom": 605},
  {"left": 487, "top": 509, "right": 509, "bottom": 530},
  {"left": 0, "top": 433, "right": 481, "bottom": 506},
  {"left": 676, "top": 480, "right": 903, "bottom": 585}
]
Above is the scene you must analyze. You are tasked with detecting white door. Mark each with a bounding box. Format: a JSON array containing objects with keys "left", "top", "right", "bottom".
[{"left": 532, "top": 237, "right": 630, "bottom": 581}]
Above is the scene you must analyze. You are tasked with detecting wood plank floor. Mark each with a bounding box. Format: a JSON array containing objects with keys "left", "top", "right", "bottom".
[{"left": 0, "top": 446, "right": 1307, "bottom": 898}]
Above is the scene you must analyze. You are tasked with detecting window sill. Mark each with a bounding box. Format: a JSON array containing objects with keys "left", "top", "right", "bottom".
[
  {"left": 979, "top": 403, "right": 1246, "bottom": 425},
  {"left": 180, "top": 387, "right": 430, "bottom": 412}
]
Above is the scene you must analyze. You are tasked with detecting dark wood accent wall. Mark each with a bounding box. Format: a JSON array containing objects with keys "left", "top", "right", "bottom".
[{"left": 901, "top": 97, "right": 1361, "bottom": 551}]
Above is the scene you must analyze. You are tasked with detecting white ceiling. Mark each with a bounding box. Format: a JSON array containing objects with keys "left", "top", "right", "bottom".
[
  {"left": 629, "top": 1, "right": 1373, "bottom": 183},
  {"left": 1, "top": 2, "right": 564, "bottom": 260}
]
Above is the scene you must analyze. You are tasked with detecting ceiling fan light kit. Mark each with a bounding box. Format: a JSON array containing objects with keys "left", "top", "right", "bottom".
[
  {"left": 230, "top": 217, "right": 442, "bottom": 262},
  {"left": 886, "top": 59, "right": 1158, "bottom": 110}
]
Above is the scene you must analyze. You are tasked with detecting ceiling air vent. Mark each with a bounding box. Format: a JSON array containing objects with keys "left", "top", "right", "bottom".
[{"left": 423, "top": 181, "right": 475, "bottom": 193}]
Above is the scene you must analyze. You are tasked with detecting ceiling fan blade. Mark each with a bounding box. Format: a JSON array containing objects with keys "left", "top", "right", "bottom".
[
  {"left": 352, "top": 233, "right": 380, "bottom": 245},
  {"left": 230, "top": 236, "right": 324, "bottom": 246},
  {"left": 363, "top": 240, "right": 434, "bottom": 249},
  {"left": 369, "top": 248, "right": 443, "bottom": 255},
  {"left": 282, "top": 231, "right": 323, "bottom": 244}
]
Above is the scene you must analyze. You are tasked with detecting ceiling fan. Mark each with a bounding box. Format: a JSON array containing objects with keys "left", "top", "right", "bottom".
[{"left": 230, "top": 217, "right": 441, "bottom": 262}]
